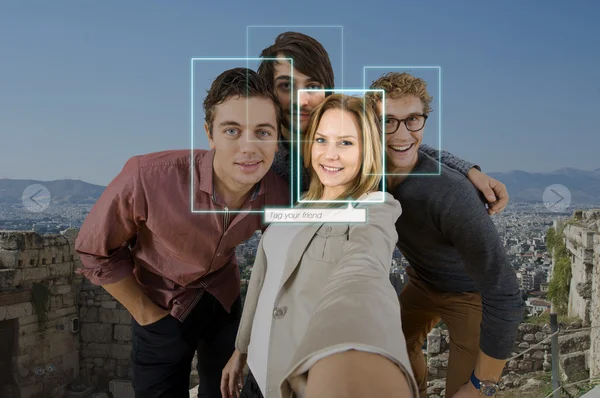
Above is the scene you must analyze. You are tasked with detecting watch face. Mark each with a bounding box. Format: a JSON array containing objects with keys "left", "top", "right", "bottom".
[{"left": 481, "top": 384, "right": 498, "bottom": 396}]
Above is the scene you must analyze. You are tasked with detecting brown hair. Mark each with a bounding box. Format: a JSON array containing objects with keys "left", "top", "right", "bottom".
[
  {"left": 368, "top": 72, "right": 433, "bottom": 114},
  {"left": 302, "top": 94, "right": 383, "bottom": 202},
  {"left": 203, "top": 67, "right": 283, "bottom": 137},
  {"left": 257, "top": 32, "right": 335, "bottom": 93}
]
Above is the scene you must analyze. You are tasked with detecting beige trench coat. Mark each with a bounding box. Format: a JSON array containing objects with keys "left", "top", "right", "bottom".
[{"left": 235, "top": 192, "right": 418, "bottom": 397}]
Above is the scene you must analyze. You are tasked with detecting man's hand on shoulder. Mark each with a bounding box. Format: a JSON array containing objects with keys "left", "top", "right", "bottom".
[{"left": 467, "top": 168, "right": 509, "bottom": 215}]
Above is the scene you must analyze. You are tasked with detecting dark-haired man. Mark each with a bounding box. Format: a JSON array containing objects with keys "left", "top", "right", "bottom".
[
  {"left": 75, "top": 68, "right": 289, "bottom": 398},
  {"left": 257, "top": 31, "right": 509, "bottom": 210}
]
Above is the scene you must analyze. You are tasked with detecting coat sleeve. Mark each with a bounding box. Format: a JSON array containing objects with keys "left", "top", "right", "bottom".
[
  {"left": 235, "top": 235, "right": 268, "bottom": 353},
  {"left": 279, "top": 192, "right": 418, "bottom": 397}
]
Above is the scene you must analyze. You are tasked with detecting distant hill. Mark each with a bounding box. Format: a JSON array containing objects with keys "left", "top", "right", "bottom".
[
  {"left": 0, "top": 179, "right": 105, "bottom": 204},
  {"left": 2, "top": 167, "right": 600, "bottom": 206},
  {"left": 488, "top": 168, "right": 600, "bottom": 205}
]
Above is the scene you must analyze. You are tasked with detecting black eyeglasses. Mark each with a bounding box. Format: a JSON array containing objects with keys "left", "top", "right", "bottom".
[{"left": 381, "top": 114, "right": 428, "bottom": 134}]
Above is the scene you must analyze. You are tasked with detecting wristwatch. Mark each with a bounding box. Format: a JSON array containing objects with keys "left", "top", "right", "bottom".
[{"left": 470, "top": 371, "right": 499, "bottom": 396}]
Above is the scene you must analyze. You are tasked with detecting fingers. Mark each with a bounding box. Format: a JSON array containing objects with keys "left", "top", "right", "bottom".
[
  {"left": 228, "top": 370, "right": 238, "bottom": 398},
  {"left": 488, "top": 180, "right": 509, "bottom": 215},
  {"left": 221, "top": 372, "right": 230, "bottom": 398}
]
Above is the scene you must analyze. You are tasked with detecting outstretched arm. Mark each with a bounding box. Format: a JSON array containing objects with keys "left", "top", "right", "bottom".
[
  {"left": 280, "top": 192, "right": 418, "bottom": 398},
  {"left": 420, "top": 144, "right": 509, "bottom": 214}
]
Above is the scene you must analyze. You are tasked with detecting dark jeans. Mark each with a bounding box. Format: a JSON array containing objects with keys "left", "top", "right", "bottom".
[
  {"left": 131, "top": 292, "right": 242, "bottom": 398},
  {"left": 240, "top": 370, "right": 264, "bottom": 398}
]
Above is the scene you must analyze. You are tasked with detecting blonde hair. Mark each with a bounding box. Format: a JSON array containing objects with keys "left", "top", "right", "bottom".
[
  {"left": 302, "top": 94, "right": 383, "bottom": 202},
  {"left": 368, "top": 72, "right": 433, "bottom": 113}
]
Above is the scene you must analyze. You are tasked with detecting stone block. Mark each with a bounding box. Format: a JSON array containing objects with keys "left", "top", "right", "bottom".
[
  {"left": 48, "top": 263, "right": 72, "bottom": 277},
  {"left": 427, "top": 329, "right": 442, "bottom": 354},
  {"left": 18, "top": 314, "right": 38, "bottom": 326},
  {"left": 560, "top": 351, "right": 589, "bottom": 381},
  {"left": 519, "top": 342, "right": 530, "bottom": 348},
  {"left": 105, "top": 358, "right": 117, "bottom": 372},
  {"left": 518, "top": 360, "right": 533, "bottom": 371},
  {"left": 523, "top": 333, "right": 535, "bottom": 342},
  {"left": 51, "top": 284, "right": 72, "bottom": 295},
  {"left": 119, "top": 310, "right": 132, "bottom": 325},
  {"left": 114, "top": 324, "right": 132, "bottom": 341},
  {"left": 48, "top": 306, "right": 76, "bottom": 320},
  {"left": 62, "top": 351, "right": 79, "bottom": 375},
  {"left": 109, "top": 379, "right": 135, "bottom": 398},
  {"left": 50, "top": 295, "right": 63, "bottom": 311},
  {"left": 5, "top": 302, "right": 33, "bottom": 319},
  {"left": 0, "top": 268, "right": 22, "bottom": 288},
  {"left": 82, "top": 323, "right": 113, "bottom": 343},
  {"left": 532, "top": 350, "right": 545, "bottom": 359},
  {"left": 0, "top": 305, "right": 5, "bottom": 321},
  {"left": 110, "top": 344, "right": 132, "bottom": 360},
  {"left": 101, "top": 301, "right": 117, "bottom": 309},
  {"left": 117, "top": 365, "right": 129, "bottom": 378},
  {"left": 82, "top": 306, "right": 99, "bottom": 323},
  {"left": 22, "top": 267, "right": 48, "bottom": 281},
  {"left": 50, "top": 336, "right": 78, "bottom": 358},
  {"left": 63, "top": 295, "right": 75, "bottom": 307},
  {"left": 535, "top": 332, "right": 547, "bottom": 342},
  {"left": 558, "top": 331, "right": 591, "bottom": 355},
  {"left": 19, "top": 383, "right": 44, "bottom": 398},
  {"left": 0, "top": 248, "right": 21, "bottom": 266},
  {"left": 93, "top": 358, "right": 105, "bottom": 367},
  {"left": 542, "top": 324, "right": 552, "bottom": 334},
  {"left": 99, "top": 308, "right": 121, "bottom": 323},
  {"left": 81, "top": 343, "right": 111, "bottom": 358}
]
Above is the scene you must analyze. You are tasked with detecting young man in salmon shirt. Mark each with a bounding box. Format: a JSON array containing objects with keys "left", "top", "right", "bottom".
[{"left": 75, "top": 68, "right": 289, "bottom": 398}]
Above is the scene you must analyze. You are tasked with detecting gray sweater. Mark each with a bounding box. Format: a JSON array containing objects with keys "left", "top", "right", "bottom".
[{"left": 390, "top": 153, "right": 525, "bottom": 359}]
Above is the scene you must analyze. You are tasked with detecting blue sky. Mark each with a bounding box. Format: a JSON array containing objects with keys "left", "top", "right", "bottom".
[{"left": 1, "top": 0, "right": 598, "bottom": 186}]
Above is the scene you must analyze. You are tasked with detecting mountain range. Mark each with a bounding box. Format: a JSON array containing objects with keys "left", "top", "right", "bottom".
[
  {"left": 1, "top": 167, "right": 600, "bottom": 205},
  {"left": 0, "top": 179, "right": 105, "bottom": 204}
]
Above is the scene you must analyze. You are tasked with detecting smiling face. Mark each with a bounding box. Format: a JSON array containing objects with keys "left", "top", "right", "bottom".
[
  {"left": 272, "top": 58, "right": 326, "bottom": 138},
  {"left": 205, "top": 95, "right": 279, "bottom": 191},
  {"left": 378, "top": 96, "right": 425, "bottom": 174},
  {"left": 310, "top": 108, "right": 362, "bottom": 200}
]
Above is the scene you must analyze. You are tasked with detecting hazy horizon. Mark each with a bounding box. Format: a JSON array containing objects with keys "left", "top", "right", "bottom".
[{"left": 1, "top": 0, "right": 599, "bottom": 186}]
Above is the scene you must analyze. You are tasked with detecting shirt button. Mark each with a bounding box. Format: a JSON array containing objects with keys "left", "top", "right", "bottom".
[
  {"left": 217, "top": 253, "right": 221, "bottom": 256},
  {"left": 325, "top": 226, "right": 332, "bottom": 233},
  {"left": 273, "top": 306, "right": 287, "bottom": 319}
]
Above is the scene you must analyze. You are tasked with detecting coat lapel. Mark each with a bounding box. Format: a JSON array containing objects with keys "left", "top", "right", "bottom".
[{"left": 277, "top": 222, "right": 323, "bottom": 292}]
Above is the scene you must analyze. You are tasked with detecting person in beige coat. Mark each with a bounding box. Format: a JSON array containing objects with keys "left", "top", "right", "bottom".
[{"left": 221, "top": 94, "right": 418, "bottom": 398}]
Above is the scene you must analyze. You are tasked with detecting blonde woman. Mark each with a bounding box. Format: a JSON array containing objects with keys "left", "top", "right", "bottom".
[{"left": 221, "top": 94, "right": 418, "bottom": 398}]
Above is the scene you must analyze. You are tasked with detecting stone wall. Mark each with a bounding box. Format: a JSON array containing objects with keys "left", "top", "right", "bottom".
[
  {"left": 77, "top": 279, "right": 133, "bottom": 390},
  {"left": 0, "top": 229, "right": 80, "bottom": 398},
  {"left": 564, "top": 220, "right": 595, "bottom": 324},
  {"left": 565, "top": 209, "right": 600, "bottom": 378},
  {"left": 426, "top": 322, "right": 591, "bottom": 397}
]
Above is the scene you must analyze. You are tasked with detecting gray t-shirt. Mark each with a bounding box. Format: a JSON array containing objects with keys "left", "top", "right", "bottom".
[{"left": 389, "top": 152, "right": 525, "bottom": 359}]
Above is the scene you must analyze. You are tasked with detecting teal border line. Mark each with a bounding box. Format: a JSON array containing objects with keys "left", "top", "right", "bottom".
[
  {"left": 190, "top": 57, "right": 292, "bottom": 214},
  {"left": 363, "top": 65, "right": 443, "bottom": 176},
  {"left": 295, "top": 88, "right": 386, "bottom": 204}
]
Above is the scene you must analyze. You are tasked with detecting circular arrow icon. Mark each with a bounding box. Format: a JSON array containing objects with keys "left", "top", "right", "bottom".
[
  {"left": 543, "top": 184, "right": 571, "bottom": 213},
  {"left": 22, "top": 184, "right": 51, "bottom": 213}
]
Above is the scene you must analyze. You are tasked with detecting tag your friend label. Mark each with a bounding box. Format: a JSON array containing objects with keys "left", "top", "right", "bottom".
[{"left": 264, "top": 203, "right": 367, "bottom": 223}]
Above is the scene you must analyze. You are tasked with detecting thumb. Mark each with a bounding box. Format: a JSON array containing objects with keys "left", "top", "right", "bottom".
[{"left": 482, "top": 186, "right": 497, "bottom": 202}]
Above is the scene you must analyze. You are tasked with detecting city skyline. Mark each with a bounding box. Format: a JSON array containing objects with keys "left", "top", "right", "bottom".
[{"left": 1, "top": 1, "right": 599, "bottom": 186}]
